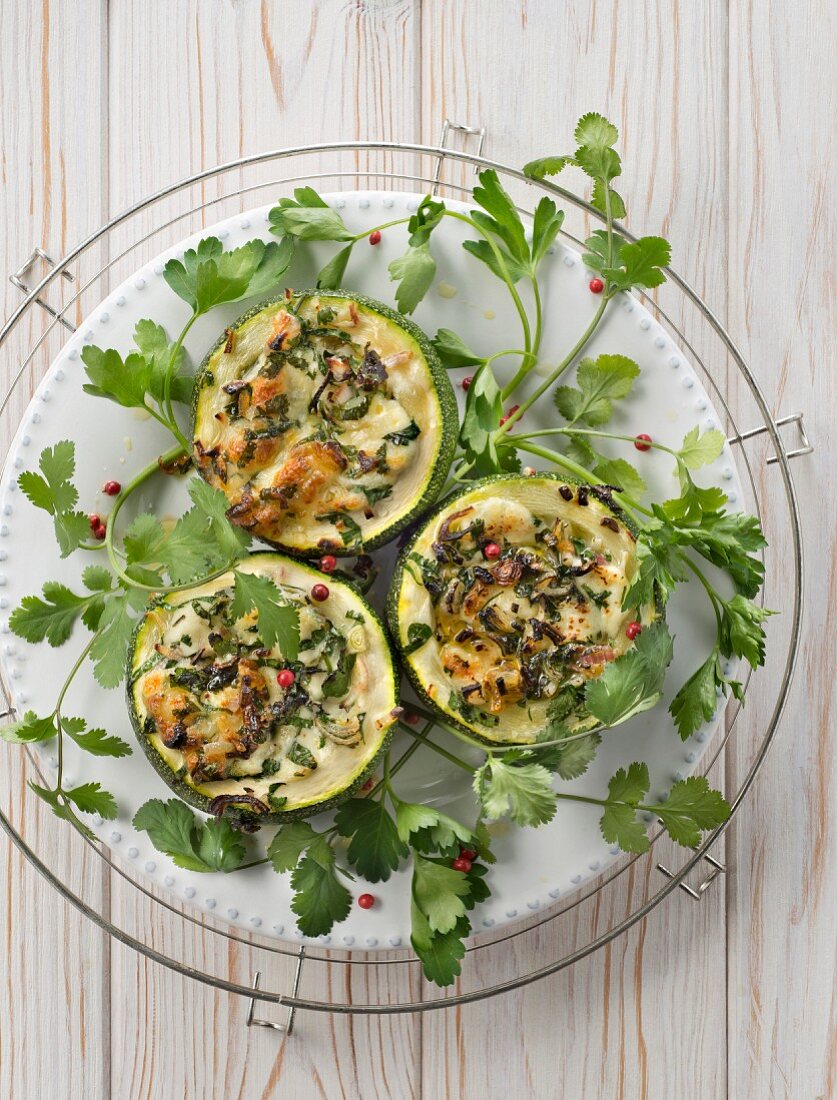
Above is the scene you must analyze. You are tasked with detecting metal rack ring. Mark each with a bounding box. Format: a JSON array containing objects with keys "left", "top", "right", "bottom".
[{"left": 0, "top": 130, "right": 808, "bottom": 1017}]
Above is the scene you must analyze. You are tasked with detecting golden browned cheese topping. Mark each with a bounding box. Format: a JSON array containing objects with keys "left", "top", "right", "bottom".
[
  {"left": 406, "top": 491, "right": 639, "bottom": 723},
  {"left": 193, "top": 296, "right": 432, "bottom": 552}
]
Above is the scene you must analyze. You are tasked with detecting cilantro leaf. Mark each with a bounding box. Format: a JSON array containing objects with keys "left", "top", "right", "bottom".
[
  {"left": 230, "top": 569, "right": 300, "bottom": 659},
  {"left": 0, "top": 710, "right": 57, "bottom": 744},
  {"left": 431, "top": 328, "right": 485, "bottom": 370},
  {"left": 395, "top": 801, "right": 473, "bottom": 856},
  {"left": 269, "top": 189, "right": 354, "bottom": 242},
  {"left": 530, "top": 196, "right": 565, "bottom": 269},
  {"left": 462, "top": 237, "right": 529, "bottom": 284},
  {"left": 267, "top": 822, "right": 320, "bottom": 873},
  {"left": 9, "top": 578, "right": 110, "bottom": 647},
  {"left": 89, "top": 590, "right": 146, "bottom": 689},
  {"left": 18, "top": 442, "right": 89, "bottom": 557},
  {"left": 598, "top": 762, "right": 651, "bottom": 853},
  {"left": 123, "top": 513, "right": 167, "bottom": 566},
  {"left": 194, "top": 817, "right": 248, "bottom": 873},
  {"left": 585, "top": 621, "right": 673, "bottom": 727},
  {"left": 290, "top": 842, "right": 352, "bottom": 936},
  {"left": 388, "top": 241, "right": 436, "bottom": 314},
  {"left": 604, "top": 235, "right": 671, "bottom": 291},
  {"left": 622, "top": 534, "right": 688, "bottom": 612},
  {"left": 458, "top": 361, "right": 520, "bottom": 475},
  {"left": 653, "top": 776, "right": 731, "bottom": 847},
  {"left": 334, "top": 798, "right": 408, "bottom": 882},
  {"left": 185, "top": 477, "right": 251, "bottom": 562},
  {"left": 554, "top": 354, "right": 640, "bottom": 427},
  {"left": 411, "top": 853, "right": 470, "bottom": 934},
  {"left": 677, "top": 426, "right": 726, "bottom": 470},
  {"left": 523, "top": 154, "right": 574, "bottom": 180},
  {"left": 64, "top": 782, "right": 118, "bottom": 820},
  {"left": 600, "top": 802, "right": 651, "bottom": 853},
  {"left": 316, "top": 244, "right": 354, "bottom": 290},
  {"left": 81, "top": 346, "right": 153, "bottom": 410},
  {"left": 133, "top": 319, "right": 193, "bottom": 406},
  {"left": 531, "top": 725, "right": 601, "bottom": 781},
  {"left": 669, "top": 649, "right": 727, "bottom": 740},
  {"left": 474, "top": 755, "right": 557, "bottom": 826},
  {"left": 53, "top": 511, "right": 92, "bottom": 558},
  {"left": 470, "top": 170, "right": 529, "bottom": 266},
  {"left": 592, "top": 456, "right": 647, "bottom": 500},
  {"left": 574, "top": 111, "right": 620, "bottom": 153},
  {"left": 410, "top": 905, "right": 469, "bottom": 987},
  {"left": 164, "top": 236, "right": 293, "bottom": 314},
  {"left": 133, "top": 798, "right": 247, "bottom": 873},
  {"left": 62, "top": 717, "right": 131, "bottom": 758},
  {"left": 18, "top": 440, "right": 78, "bottom": 514},
  {"left": 720, "top": 594, "right": 774, "bottom": 667}
]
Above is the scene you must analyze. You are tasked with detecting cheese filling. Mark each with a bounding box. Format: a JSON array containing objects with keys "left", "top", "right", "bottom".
[
  {"left": 192, "top": 294, "right": 442, "bottom": 553},
  {"left": 399, "top": 481, "right": 653, "bottom": 739},
  {"left": 131, "top": 560, "right": 395, "bottom": 811}
]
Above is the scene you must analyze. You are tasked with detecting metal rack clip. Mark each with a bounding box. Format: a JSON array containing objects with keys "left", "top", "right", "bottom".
[
  {"left": 727, "top": 411, "right": 813, "bottom": 465},
  {"left": 432, "top": 121, "right": 487, "bottom": 194},
  {"left": 657, "top": 853, "right": 725, "bottom": 900},
  {"left": 9, "top": 247, "right": 76, "bottom": 332},
  {"left": 246, "top": 947, "right": 306, "bottom": 1037}
]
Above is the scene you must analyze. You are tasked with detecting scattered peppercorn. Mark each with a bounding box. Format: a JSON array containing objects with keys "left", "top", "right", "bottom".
[
  {"left": 589, "top": 277, "right": 604, "bottom": 294},
  {"left": 88, "top": 512, "right": 101, "bottom": 531},
  {"left": 452, "top": 857, "right": 472, "bottom": 873},
  {"left": 368, "top": 230, "right": 382, "bottom": 246},
  {"left": 277, "top": 669, "right": 296, "bottom": 689},
  {"left": 483, "top": 542, "right": 501, "bottom": 560},
  {"left": 626, "top": 621, "right": 642, "bottom": 640},
  {"left": 459, "top": 848, "right": 477, "bottom": 861},
  {"left": 310, "top": 583, "right": 330, "bottom": 602},
  {"left": 319, "top": 554, "right": 337, "bottom": 574},
  {"left": 634, "top": 433, "right": 653, "bottom": 451},
  {"left": 103, "top": 480, "right": 121, "bottom": 496},
  {"left": 358, "top": 893, "right": 375, "bottom": 909},
  {"left": 462, "top": 375, "right": 472, "bottom": 391}
]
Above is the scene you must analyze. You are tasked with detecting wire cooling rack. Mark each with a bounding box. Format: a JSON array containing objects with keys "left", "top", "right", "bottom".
[{"left": 0, "top": 123, "right": 811, "bottom": 1025}]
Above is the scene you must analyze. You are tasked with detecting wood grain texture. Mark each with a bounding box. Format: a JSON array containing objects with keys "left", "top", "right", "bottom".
[
  {"left": 0, "top": 3, "right": 110, "bottom": 1100},
  {"left": 0, "top": 1, "right": 832, "bottom": 1098}
]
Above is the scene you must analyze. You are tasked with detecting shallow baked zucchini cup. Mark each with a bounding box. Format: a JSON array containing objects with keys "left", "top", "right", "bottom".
[
  {"left": 191, "top": 290, "right": 458, "bottom": 556},
  {"left": 128, "top": 552, "right": 398, "bottom": 822},
  {"left": 387, "top": 474, "right": 661, "bottom": 747}
]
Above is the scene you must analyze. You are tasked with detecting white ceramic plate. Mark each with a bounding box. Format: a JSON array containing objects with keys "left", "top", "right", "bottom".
[{"left": 0, "top": 191, "right": 743, "bottom": 950}]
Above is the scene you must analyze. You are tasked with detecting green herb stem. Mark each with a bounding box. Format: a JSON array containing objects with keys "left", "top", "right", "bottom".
[
  {"left": 442, "top": 209, "right": 533, "bottom": 356},
  {"left": 495, "top": 296, "right": 608, "bottom": 437},
  {"left": 162, "top": 313, "right": 198, "bottom": 440},
  {"left": 105, "top": 444, "right": 186, "bottom": 588},
  {"left": 511, "top": 426, "right": 679, "bottom": 458},
  {"left": 350, "top": 216, "right": 411, "bottom": 242},
  {"left": 397, "top": 720, "right": 476, "bottom": 773}
]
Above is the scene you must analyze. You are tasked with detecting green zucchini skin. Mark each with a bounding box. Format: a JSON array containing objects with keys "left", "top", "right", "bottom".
[
  {"left": 127, "top": 551, "right": 398, "bottom": 824},
  {"left": 190, "top": 289, "right": 459, "bottom": 557},
  {"left": 386, "top": 472, "right": 661, "bottom": 749}
]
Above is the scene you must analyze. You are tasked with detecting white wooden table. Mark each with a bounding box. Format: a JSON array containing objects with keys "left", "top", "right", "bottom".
[{"left": 0, "top": 3, "right": 833, "bottom": 1097}]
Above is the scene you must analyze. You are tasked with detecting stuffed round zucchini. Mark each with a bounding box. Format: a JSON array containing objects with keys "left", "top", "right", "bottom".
[
  {"left": 388, "top": 474, "right": 660, "bottom": 746},
  {"left": 128, "top": 553, "right": 398, "bottom": 821},
  {"left": 191, "top": 290, "right": 457, "bottom": 556}
]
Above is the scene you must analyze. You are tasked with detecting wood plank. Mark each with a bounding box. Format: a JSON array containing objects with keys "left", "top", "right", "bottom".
[
  {"left": 0, "top": 3, "right": 109, "bottom": 1100},
  {"left": 103, "top": 3, "right": 424, "bottom": 1096},
  {"left": 726, "top": 1, "right": 836, "bottom": 1097},
  {"left": 419, "top": 3, "right": 731, "bottom": 1096}
]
